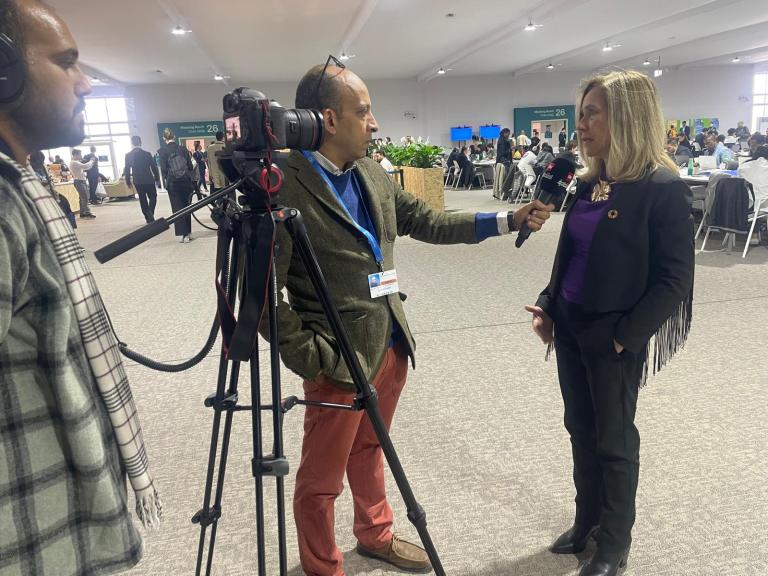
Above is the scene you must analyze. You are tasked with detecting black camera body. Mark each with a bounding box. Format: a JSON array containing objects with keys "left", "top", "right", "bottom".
[{"left": 222, "top": 88, "right": 323, "bottom": 154}]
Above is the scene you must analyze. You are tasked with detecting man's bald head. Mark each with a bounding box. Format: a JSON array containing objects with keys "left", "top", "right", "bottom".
[
  {"left": 295, "top": 63, "right": 378, "bottom": 167},
  {"left": 295, "top": 65, "right": 362, "bottom": 115}
]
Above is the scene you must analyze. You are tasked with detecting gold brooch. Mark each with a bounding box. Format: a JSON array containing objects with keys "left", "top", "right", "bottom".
[
  {"left": 591, "top": 180, "right": 611, "bottom": 202},
  {"left": 608, "top": 209, "right": 619, "bottom": 220}
]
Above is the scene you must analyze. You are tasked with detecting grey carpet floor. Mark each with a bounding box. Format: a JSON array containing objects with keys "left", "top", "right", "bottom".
[{"left": 76, "top": 188, "right": 768, "bottom": 576}]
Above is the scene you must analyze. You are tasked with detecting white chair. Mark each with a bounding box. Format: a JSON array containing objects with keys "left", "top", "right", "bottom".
[
  {"left": 451, "top": 160, "right": 463, "bottom": 190},
  {"left": 698, "top": 178, "right": 752, "bottom": 255},
  {"left": 468, "top": 171, "right": 486, "bottom": 190},
  {"left": 444, "top": 164, "right": 458, "bottom": 188},
  {"left": 743, "top": 195, "right": 768, "bottom": 258}
]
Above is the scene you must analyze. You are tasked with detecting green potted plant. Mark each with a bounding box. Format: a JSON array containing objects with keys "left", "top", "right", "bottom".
[{"left": 378, "top": 141, "right": 446, "bottom": 211}]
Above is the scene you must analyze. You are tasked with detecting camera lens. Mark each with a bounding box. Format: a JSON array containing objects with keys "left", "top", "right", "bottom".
[{"left": 283, "top": 109, "right": 324, "bottom": 151}]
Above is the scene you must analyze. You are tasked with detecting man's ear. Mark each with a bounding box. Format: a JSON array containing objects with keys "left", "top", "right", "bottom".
[{"left": 322, "top": 108, "right": 338, "bottom": 136}]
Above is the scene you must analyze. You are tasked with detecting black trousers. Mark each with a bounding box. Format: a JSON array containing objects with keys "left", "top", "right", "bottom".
[
  {"left": 135, "top": 183, "right": 157, "bottom": 222},
  {"left": 167, "top": 180, "right": 193, "bottom": 236},
  {"left": 87, "top": 172, "right": 99, "bottom": 203},
  {"left": 552, "top": 297, "right": 644, "bottom": 554}
]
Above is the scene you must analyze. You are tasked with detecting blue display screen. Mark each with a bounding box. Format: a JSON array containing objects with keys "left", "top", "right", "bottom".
[
  {"left": 479, "top": 125, "right": 501, "bottom": 139},
  {"left": 450, "top": 126, "right": 472, "bottom": 141}
]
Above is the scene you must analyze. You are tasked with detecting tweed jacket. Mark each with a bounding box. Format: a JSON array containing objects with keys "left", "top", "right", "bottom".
[
  {"left": 0, "top": 159, "right": 142, "bottom": 575},
  {"left": 536, "top": 167, "right": 695, "bottom": 358},
  {"left": 271, "top": 152, "right": 478, "bottom": 390}
]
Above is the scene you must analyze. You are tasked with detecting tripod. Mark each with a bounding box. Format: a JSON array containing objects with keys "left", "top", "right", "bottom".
[{"left": 95, "top": 156, "right": 445, "bottom": 576}]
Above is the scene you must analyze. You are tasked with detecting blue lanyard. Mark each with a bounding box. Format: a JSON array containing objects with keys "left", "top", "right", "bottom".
[{"left": 303, "top": 151, "right": 384, "bottom": 266}]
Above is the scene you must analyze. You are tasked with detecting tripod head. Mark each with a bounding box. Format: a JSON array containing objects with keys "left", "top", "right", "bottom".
[{"left": 216, "top": 150, "right": 286, "bottom": 213}]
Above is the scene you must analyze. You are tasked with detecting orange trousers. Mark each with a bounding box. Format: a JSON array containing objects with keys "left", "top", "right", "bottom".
[{"left": 294, "top": 343, "right": 408, "bottom": 576}]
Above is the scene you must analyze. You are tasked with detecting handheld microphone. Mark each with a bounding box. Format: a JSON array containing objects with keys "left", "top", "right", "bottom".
[{"left": 515, "top": 157, "right": 576, "bottom": 248}]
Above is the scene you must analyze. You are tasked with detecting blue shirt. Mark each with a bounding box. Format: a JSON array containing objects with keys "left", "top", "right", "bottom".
[
  {"left": 321, "top": 167, "right": 379, "bottom": 246},
  {"left": 713, "top": 143, "right": 734, "bottom": 166}
]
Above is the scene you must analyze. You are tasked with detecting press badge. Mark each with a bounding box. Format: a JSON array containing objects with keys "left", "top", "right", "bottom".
[{"left": 368, "top": 269, "right": 399, "bottom": 298}]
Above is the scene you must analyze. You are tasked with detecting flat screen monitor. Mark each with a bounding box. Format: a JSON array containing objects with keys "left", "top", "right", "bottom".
[
  {"left": 479, "top": 125, "right": 501, "bottom": 139},
  {"left": 450, "top": 126, "right": 472, "bottom": 141}
]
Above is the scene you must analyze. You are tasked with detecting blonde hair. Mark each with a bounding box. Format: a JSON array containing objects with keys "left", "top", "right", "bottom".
[
  {"left": 163, "top": 128, "right": 175, "bottom": 141},
  {"left": 576, "top": 70, "right": 676, "bottom": 183}
]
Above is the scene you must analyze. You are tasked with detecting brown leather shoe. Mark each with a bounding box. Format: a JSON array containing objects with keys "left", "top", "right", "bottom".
[{"left": 356, "top": 534, "right": 432, "bottom": 573}]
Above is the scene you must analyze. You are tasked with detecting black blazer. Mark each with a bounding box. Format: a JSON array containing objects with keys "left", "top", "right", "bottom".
[
  {"left": 124, "top": 147, "right": 159, "bottom": 187},
  {"left": 536, "top": 167, "right": 695, "bottom": 354}
]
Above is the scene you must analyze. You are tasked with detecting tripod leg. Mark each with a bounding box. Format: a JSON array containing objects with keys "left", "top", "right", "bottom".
[
  {"left": 194, "top": 239, "right": 242, "bottom": 576},
  {"left": 204, "top": 363, "right": 241, "bottom": 576},
  {"left": 267, "top": 264, "right": 289, "bottom": 575},
  {"left": 281, "top": 210, "right": 446, "bottom": 576},
  {"left": 250, "top": 338, "right": 268, "bottom": 575}
]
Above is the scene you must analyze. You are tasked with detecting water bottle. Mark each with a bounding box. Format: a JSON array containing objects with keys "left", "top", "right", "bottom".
[{"left": 687, "top": 158, "right": 694, "bottom": 176}]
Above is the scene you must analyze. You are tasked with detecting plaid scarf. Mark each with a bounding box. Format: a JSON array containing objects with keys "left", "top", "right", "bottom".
[{"left": 9, "top": 154, "right": 162, "bottom": 528}]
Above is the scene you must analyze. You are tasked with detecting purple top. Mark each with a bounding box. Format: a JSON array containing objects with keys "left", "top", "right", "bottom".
[{"left": 559, "top": 194, "right": 612, "bottom": 304}]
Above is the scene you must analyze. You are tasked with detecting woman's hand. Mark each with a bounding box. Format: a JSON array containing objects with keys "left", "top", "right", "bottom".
[
  {"left": 613, "top": 339, "right": 624, "bottom": 354},
  {"left": 524, "top": 305, "right": 554, "bottom": 344}
]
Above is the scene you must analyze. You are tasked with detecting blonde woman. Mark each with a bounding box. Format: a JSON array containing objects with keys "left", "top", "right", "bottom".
[{"left": 525, "top": 71, "right": 695, "bottom": 576}]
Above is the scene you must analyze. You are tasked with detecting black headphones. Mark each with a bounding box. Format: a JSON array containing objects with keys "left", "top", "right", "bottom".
[{"left": 0, "top": 33, "right": 25, "bottom": 104}]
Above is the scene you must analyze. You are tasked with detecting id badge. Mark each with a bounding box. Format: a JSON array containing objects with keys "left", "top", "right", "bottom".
[{"left": 368, "top": 269, "right": 399, "bottom": 299}]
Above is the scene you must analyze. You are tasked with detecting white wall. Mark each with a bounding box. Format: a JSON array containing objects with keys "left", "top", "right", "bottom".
[
  {"left": 653, "top": 65, "right": 754, "bottom": 131},
  {"left": 122, "top": 65, "right": 756, "bottom": 151}
]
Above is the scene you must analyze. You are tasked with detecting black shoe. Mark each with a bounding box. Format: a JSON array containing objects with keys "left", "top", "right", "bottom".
[
  {"left": 579, "top": 547, "right": 629, "bottom": 576},
  {"left": 550, "top": 524, "right": 599, "bottom": 555}
]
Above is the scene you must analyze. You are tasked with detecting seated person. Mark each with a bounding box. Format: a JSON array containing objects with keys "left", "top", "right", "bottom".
[
  {"left": 556, "top": 140, "right": 580, "bottom": 166},
  {"left": 705, "top": 133, "right": 734, "bottom": 166},
  {"left": 372, "top": 150, "right": 394, "bottom": 172},
  {"left": 517, "top": 147, "right": 538, "bottom": 187},
  {"left": 724, "top": 128, "right": 739, "bottom": 147},
  {"left": 457, "top": 146, "right": 476, "bottom": 187},
  {"left": 748, "top": 133, "right": 767, "bottom": 158},
  {"left": 533, "top": 143, "right": 555, "bottom": 175}
]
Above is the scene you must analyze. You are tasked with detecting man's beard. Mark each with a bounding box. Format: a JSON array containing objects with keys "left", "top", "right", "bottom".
[{"left": 10, "top": 83, "right": 85, "bottom": 151}]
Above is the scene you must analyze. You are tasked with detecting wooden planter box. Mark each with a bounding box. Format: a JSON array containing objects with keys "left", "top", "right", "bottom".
[{"left": 399, "top": 166, "right": 445, "bottom": 212}]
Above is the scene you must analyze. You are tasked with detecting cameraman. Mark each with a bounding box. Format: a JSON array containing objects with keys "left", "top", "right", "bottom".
[
  {"left": 0, "top": 1, "right": 159, "bottom": 573},
  {"left": 271, "top": 62, "right": 554, "bottom": 576}
]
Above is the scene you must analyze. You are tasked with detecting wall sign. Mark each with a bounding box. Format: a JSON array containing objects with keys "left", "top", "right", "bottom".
[
  {"left": 513, "top": 106, "right": 576, "bottom": 143},
  {"left": 156, "top": 120, "right": 222, "bottom": 147}
]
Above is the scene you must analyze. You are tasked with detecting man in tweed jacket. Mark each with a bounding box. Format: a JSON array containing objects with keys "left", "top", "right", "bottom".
[
  {"left": 277, "top": 64, "right": 553, "bottom": 576},
  {"left": 0, "top": 1, "right": 144, "bottom": 574}
]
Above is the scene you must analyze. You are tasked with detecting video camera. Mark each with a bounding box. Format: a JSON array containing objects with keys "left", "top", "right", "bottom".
[{"left": 222, "top": 88, "right": 324, "bottom": 154}]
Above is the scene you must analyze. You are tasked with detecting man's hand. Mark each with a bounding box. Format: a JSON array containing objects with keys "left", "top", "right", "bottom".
[
  {"left": 511, "top": 200, "right": 555, "bottom": 232},
  {"left": 524, "top": 305, "right": 554, "bottom": 344}
]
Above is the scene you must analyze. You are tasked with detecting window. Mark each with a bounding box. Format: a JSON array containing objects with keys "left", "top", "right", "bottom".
[
  {"left": 44, "top": 97, "right": 132, "bottom": 181},
  {"left": 83, "top": 97, "right": 131, "bottom": 178},
  {"left": 752, "top": 73, "right": 768, "bottom": 134}
]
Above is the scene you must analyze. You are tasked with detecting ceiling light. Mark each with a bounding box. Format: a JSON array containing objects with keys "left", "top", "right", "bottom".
[
  {"left": 171, "top": 25, "right": 189, "bottom": 35},
  {"left": 339, "top": 52, "right": 356, "bottom": 61},
  {"left": 437, "top": 67, "right": 446, "bottom": 75},
  {"left": 732, "top": 56, "right": 740, "bottom": 63},
  {"left": 602, "top": 43, "right": 613, "bottom": 52},
  {"left": 643, "top": 59, "right": 651, "bottom": 66},
  {"left": 546, "top": 63, "right": 555, "bottom": 70},
  {"left": 213, "top": 74, "right": 231, "bottom": 81},
  {"left": 654, "top": 68, "right": 663, "bottom": 78},
  {"left": 524, "top": 19, "right": 542, "bottom": 31}
]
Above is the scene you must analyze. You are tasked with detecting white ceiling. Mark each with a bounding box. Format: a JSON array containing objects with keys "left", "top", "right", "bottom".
[{"left": 47, "top": 0, "right": 768, "bottom": 86}]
